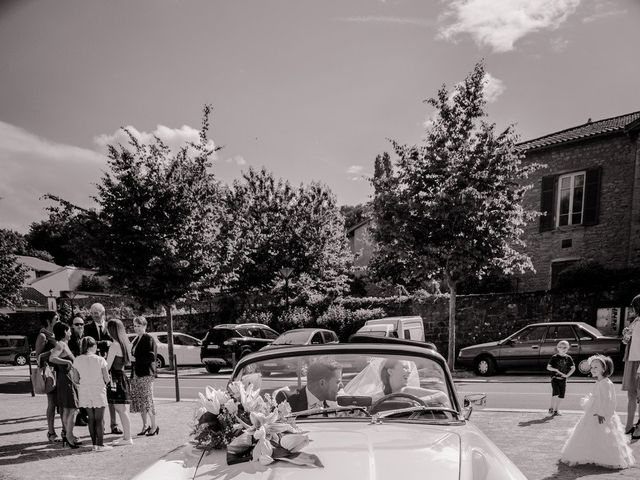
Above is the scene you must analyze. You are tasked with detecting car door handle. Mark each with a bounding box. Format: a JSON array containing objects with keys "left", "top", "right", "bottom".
[
  {"left": 531, "top": 346, "right": 539, "bottom": 350},
  {"left": 571, "top": 344, "right": 578, "bottom": 348}
]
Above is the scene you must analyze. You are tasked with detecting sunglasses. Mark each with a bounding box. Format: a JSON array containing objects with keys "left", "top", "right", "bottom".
[{"left": 73, "top": 323, "right": 84, "bottom": 327}]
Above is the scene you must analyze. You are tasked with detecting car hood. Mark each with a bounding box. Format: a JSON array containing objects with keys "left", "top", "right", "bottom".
[
  {"left": 133, "top": 423, "right": 461, "bottom": 480},
  {"left": 198, "top": 423, "right": 462, "bottom": 480},
  {"left": 460, "top": 341, "right": 501, "bottom": 352}
]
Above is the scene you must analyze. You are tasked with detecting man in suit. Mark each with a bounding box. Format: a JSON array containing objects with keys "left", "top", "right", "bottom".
[
  {"left": 68, "top": 316, "right": 89, "bottom": 426},
  {"left": 277, "top": 360, "right": 342, "bottom": 412},
  {"left": 84, "top": 303, "right": 121, "bottom": 434}
]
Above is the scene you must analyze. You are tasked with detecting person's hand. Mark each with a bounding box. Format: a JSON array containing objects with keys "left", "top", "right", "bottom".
[{"left": 593, "top": 414, "right": 605, "bottom": 424}]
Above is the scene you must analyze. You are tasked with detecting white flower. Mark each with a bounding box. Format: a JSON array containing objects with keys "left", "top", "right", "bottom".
[
  {"left": 280, "top": 433, "right": 309, "bottom": 453},
  {"left": 224, "top": 398, "right": 238, "bottom": 415},
  {"left": 198, "top": 385, "right": 229, "bottom": 415},
  {"left": 252, "top": 426, "right": 274, "bottom": 463}
]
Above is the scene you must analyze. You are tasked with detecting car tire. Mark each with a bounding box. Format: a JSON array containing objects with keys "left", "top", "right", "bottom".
[
  {"left": 205, "top": 364, "right": 221, "bottom": 374},
  {"left": 14, "top": 354, "right": 28, "bottom": 366},
  {"left": 156, "top": 356, "right": 165, "bottom": 369},
  {"left": 474, "top": 356, "right": 496, "bottom": 376}
]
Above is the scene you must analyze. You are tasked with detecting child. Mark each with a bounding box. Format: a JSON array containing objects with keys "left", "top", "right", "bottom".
[
  {"left": 560, "top": 355, "right": 635, "bottom": 468},
  {"left": 73, "top": 336, "right": 112, "bottom": 451},
  {"left": 546, "top": 340, "right": 575, "bottom": 416}
]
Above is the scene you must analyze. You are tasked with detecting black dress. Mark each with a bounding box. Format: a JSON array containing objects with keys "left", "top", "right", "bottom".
[
  {"left": 54, "top": 347, "right": 78, "bottom": 409},
  {"left": 107, "top": 355, "right": 131, "bottom": 405}
]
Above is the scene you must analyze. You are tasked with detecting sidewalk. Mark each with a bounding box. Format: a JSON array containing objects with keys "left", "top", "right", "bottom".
[{"left": 1, "top": 393, "right": 639, "bottom": 480}]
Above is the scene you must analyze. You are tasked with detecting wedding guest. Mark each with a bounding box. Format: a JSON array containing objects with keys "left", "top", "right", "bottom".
[
  {"left": 68, "top": 316, "right": 89, "bottom": 426},
  {"left": 34, "top": 311, "right": 61, "bottom": 442},
  {"left": 106, "top": 319, "right": 133, "bottom": 446},
  {"left": 49, "top": 322, "right": 80, "bottom": 448},
  {"left": 130, "top": 316, "right": 159, "bottom": 436},
  {"left": 622, "top": 294, "right": 640, "bottom": 435},
  {"left": 85, "top": 303, "right": 121, "bottom": 434}
]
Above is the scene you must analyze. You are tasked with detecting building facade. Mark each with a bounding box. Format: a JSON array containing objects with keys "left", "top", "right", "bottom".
[{"left": 517, "top": 111, "right": 640, "bottom": 291}]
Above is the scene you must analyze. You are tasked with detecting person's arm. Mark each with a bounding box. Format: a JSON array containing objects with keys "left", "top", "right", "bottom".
[
  {"left": 546, "top": 357, "right": 561, "bottom": 375},
  {"left": 49, "top": 344, "right": 73, "bottom": 367},
  {"left": 34, "top": 333, "right": 46, "bottom": 357},
  {"left": 594, "top": 381, "right": 615, "bottom": 423},
  {"left": 100, "top": 358, "right": 110, "bottom": 384},
  {"left": 106, "top": 342, "right": 118, "bottom": 370}
]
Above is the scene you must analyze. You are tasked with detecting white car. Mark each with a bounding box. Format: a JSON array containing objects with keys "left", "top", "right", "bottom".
[
  {"left": 133, "top": 343, "right": 526, "bottom": 479},
  {"left": 127, "top": 332, "right": 203, "bottom": 369}
]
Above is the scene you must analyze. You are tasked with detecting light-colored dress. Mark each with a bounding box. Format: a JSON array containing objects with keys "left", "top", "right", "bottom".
[
  {"left": 561, "top": 378, "right": 635, "bottom": 468},
  {"left": 73, "top": 353, "right": 108, "bottom": 408}
]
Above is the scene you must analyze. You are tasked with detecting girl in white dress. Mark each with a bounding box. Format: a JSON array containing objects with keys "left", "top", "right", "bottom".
[
  {"left": 73, "top": 336, "right": 112, "bottom": 451},
  {"left": 560, "top": 355, "right": 634, "bottom": 469}
]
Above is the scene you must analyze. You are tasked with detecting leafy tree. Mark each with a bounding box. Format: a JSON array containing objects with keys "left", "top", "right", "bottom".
[
  {"left": 0, "top": 231, "right": 26, "bottom": 308},
  {"left": 0, "top": 228, "right": 54, "bottom": 263},
  {"left": 370, "top": 62, "right": 541, "bottom": 368},
  {"left": 93, "top": 105, "right": 226, "bottom": 368},
  {"left": 221, "top": 168, "right": 353, "bottom": 304},
  {"left": 340, "top": 203, "right": 371, "bottom": 231},
  {"left": 26, "top": 199, "right": 98, "bottom": 268}
]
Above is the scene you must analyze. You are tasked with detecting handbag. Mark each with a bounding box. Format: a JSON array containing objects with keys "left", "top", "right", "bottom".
[{"left": 32, "top": 363, "right": 56, "bottom": 394}]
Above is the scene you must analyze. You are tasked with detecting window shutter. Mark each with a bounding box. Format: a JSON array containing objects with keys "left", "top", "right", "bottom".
[
  {"left": 539, "top": 175, "right": 557, "bottom": 232},
  {"left": 583, "top": 167, "right": 601, "bottom": 226}
]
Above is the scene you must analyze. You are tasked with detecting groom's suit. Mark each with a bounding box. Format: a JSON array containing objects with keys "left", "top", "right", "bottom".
[{"left": 276, "top": 387, "right": 309, "bottom": 412}]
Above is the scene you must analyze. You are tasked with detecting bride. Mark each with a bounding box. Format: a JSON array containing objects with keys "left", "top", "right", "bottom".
[{"left": 343, "top": 357, "right": 449, "bottom": 406}]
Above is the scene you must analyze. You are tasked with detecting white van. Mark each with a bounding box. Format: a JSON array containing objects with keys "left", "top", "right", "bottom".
[{"left": 356, "top": 316, "right": 425, "bottom": 342}]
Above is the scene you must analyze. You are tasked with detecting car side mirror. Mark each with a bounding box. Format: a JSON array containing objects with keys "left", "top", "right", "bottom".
[
  {"left": 462, "top": 393, "right": 486, "bottom": 420},
  {"left": 196, "top": 340, "right": 202, "bottom": 346}
]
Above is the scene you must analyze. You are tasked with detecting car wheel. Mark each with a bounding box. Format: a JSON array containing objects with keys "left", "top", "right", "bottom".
[
  {"left": 14, "top": 355, "right": 28, "bottom": 366},
  {"left": 205, "top": 364, "right": 221, "bottom": 374},
  {"left": 474, "top": 356, "right": 496, "bottom": 376},
  {"left": 156, "top": 356, "right": 165, "bottom": 369}
]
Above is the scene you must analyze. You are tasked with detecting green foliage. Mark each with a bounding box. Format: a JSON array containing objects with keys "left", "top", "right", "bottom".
[
  {"left": 370, "top": 61, "right": 542, "bottom": 290},
  {"left": 220, "top": 168, "right": 353, "bottom": 300},
  {"left": 78, "top": 274, "right": 107, "bottom": 293},
  {"left": 317, "top": 305, "right": 386, "bottom": 341},
  {"left": 0, "top": 229, "right": 54, "bottom": 263},
  {"left": 92, "top": 105, "right": 227, "bottom": 308},
  {"left": 236, "top": 310, "right": 273, "bottom": 327},
  {"left": 271, "top": 307, "right": 314, "bottom": 332},
  {"left": 554, "top": 261, "right": 640, "bottom": 301},
  {"left": 340, "top": 203, "right": 371, "bottom": 231},
  {"left": 0, "top": 231, "right": 25, "bottom": 307}
]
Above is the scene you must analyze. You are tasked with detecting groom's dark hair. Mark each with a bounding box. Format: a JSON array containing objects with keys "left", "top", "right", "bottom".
[{"left": 307, "top": 360, "right": 341, "bottom": 385}]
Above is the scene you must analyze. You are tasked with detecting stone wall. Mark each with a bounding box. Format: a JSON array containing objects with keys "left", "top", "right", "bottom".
[{"left": 518, "top": 134, "right": 640, "bottom": 291}]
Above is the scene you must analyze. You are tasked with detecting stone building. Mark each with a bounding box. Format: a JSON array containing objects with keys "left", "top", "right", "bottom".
[{"left": 517, "top": 111, "right": 640, "bottom": 291}]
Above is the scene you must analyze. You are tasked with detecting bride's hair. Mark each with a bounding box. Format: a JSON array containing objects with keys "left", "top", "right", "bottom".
[{"left": 381, "top": 359, "right": 400, "bottom": 395}]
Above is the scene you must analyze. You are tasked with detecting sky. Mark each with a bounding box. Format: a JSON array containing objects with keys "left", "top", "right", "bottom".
[{"left": 1, "top": 0, "right": 639, "bottom": 233}]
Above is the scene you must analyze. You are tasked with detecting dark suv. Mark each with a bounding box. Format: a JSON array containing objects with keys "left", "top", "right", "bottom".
[{"left": 200, "top": 323, "right": 279, "bottom": 373}]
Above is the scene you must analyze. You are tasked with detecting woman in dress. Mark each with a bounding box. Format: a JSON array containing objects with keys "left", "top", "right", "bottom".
[
  {"left": 130, "top": 316, "right": 159, "bottom": 436},
  {"left": 106, "top": 318, "right": 133, "bottom": 446},
  {"left": 560, "top": 355, "right": 635, "bottom": 468},
  {"left": 34, "top": 311, "right": 60, "bottom": 442},
  {"left": 49, "top": 322, "right": 80, "bottom": 448},
  {"left": 73, "top": 336, "right": 112, "bottom": 451}
]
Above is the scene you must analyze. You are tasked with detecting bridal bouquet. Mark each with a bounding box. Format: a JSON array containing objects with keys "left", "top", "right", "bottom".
[{"left": 192, "top": 381, "right": 323, "bottom": 468}]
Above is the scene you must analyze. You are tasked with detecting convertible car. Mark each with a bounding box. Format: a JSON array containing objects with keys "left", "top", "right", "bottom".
[{"left": 133, "top": 343, "right": 526, "bottom": 480}]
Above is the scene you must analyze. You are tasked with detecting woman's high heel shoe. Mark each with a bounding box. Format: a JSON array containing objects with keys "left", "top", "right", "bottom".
[
  {"left": 137, "top": 426, "right": 150, "bottom": 436},
  {"left": 47, "top": 432, "right": 60, "bottom": 443},
  {"left": 145, "top": 426, "right": 159, "bottom": 436},
  {"left": 62, "top": 437, "right": 80, "bottom": 449}
]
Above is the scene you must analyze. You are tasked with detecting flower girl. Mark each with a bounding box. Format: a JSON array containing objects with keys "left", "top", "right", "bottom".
[{"left": 560, "top": 355, "right": 634, "bottom": 469}]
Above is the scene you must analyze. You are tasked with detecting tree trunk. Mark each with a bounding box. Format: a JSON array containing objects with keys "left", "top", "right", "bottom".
[
  {"left": 446, "top": 276, "right": 457, "bottom": 371},
  {"left": 166, "top": 303, "right": 175, "bottom": 370}
]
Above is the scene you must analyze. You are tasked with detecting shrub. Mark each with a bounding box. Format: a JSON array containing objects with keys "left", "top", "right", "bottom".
[
  {"left": 237, "top": 310, "right": 273, "bottom": 326},
  {"left": 317, "top": 305, "right": 386, "bottom": 341},
  {"left": 273, "top": 307, "right": 314, "bottom": 332}
]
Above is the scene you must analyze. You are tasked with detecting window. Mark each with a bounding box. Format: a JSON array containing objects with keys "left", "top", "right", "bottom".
[
  {"left": 156, "top": 334, "right": 168, "bottom": 344},
  {"left": 261, "top": 328, "right": 278, "bottom": 340},
  {"left": 539, "top": 167, "right": 601, "bottom": 232},
  {"left": 557, "top": 172, "right": 585, "bottom": 226},
  {"left": 511, "top": 326, "right": 547, "bottom": 343},
  {"left": 310, "top": 332, "right": 323, "bottom": 344},
  {"left": 176, "top": 335, "right": 200, "bottom": 346},
  {"left": 545, "top": 325, "right": 577, "bottom": 342}
]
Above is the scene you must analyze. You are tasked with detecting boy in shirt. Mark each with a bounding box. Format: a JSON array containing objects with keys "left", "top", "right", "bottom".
[{"left": 547, "top": 340, "right": 575, "bottom": 416}]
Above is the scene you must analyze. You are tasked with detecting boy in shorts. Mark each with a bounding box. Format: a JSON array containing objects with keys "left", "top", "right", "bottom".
[{"left": 547, "top": 340, "right": 575, "bottom": 416}]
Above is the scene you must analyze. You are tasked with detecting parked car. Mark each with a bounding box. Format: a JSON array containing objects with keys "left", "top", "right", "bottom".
[
  {"left": 133, "top": 342, "right": 526, "bottom": 480},
  {"left": 0, "top": 335, "right": 30, "bottom": 366},
  {"left": 355, "top": 316, "right": 425, "bottom": 341},
  {"left": 127, "top": 332, "right": 203, "bottom": 369},
  {"left": 200, "top": 323, "right": 279, "bottom": 373},
  {"left": 457, "top": 322, "right": 623, "bottom": 376},
  {"left": 260, "top": 328, "right": 339, "bottom": 375}
]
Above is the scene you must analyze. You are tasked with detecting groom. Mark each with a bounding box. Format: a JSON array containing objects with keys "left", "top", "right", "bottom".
[
  {"left": 277, "top": 360, "right": 342, "bottom": 412},
  {"left": 84, "top": 303, "right": 122, "bottom": 434}
]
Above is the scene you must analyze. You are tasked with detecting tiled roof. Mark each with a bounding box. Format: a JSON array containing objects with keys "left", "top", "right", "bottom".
[
  {"left": 518, "top": 111, "right": 640, "bottom": 152},
  {"left": 19, "top": 287, "right": 48, "bottom": 307},
  {"left": 15, "top": 255, "right": 61, "bottom": 272}
]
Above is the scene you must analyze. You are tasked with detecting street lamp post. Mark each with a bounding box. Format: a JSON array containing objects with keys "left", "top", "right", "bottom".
[{"left": 279, "top": 267, "right": 293, "bottom": 310}]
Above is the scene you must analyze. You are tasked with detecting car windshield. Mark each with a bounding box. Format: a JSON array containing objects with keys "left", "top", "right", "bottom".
[
  {"left": 272, "top": 331, "right": 312, "bottom": 345},
  {"left": 230, "top": 348, "right": 457, "bottom": 422}
]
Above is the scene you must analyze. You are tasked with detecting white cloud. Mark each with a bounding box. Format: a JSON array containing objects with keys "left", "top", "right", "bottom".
[
  {"left": 346, "top": 165, "right": 364, "bottom": 174},
  {"left": 338, "top": 16, "right": 435, "bottom": 27},
  {"left": 438, "top": 0, "right": 582, "bottom": 53},
  {"left": 550, "top": 37, "right": 569, "bottom": 53},
  {"left": 482, "top": 72, "right": 506, "bottom": 103},
  {"left": 95, "top": 124, "right": 216, "bottom": 158},
  {"left": 0, "top": 121, "right": 105, "bottom": 233},
  {"left": 225, "top": 155, "right": 247, "bottom": 166}
]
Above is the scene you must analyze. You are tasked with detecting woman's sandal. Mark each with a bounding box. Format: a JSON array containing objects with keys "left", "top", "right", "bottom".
[{"left": 47, "top": 432, "right": 60, "bottom": 443}]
